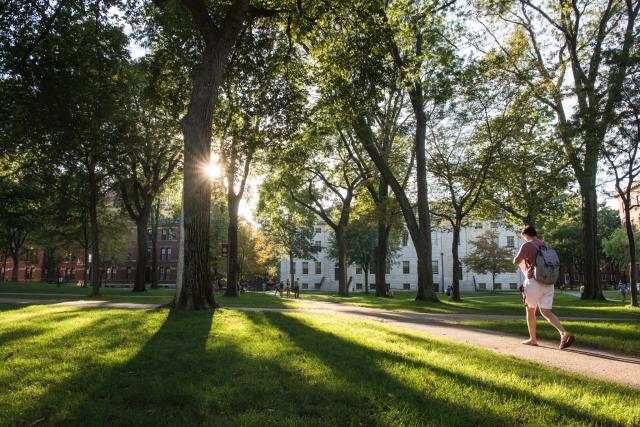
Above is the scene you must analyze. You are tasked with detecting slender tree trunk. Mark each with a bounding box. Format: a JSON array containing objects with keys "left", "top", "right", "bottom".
[
  {"left": 133, "top": 215, "right": 150, "bottom": 292},
  {"left": 88, "top": 171, "right": 101, "bottom": 296},
  {"left": 414, "top": 108, "right": 436, "bottom": 301},
  {"left": 375, "top": 179, "right": 388, "bottom": 297},
  {"left": 579, "top": 179, "right": 603, "bottom": 300},
  {"left": 451, "top": 222, "right": 461, "bottom": 301},
  {"left": 625, "top": 207, "right": 639, "bottom": 306},
  {"left": 151, "top": 203, "right": 160, "bottom": 290},
  {"left": 10, "top": 252, "right": 19, "bottom": 282},
  {"left": 336, "top": 227, "right": 349, "bottom": 296},
  {"left": 289, "top": 252, "right": 295, "bottom": 289},
  {"left": 1, "top": 253, "right": 7, "bottom": 282},
  {"left": 364, "top": 267, "right": 369, "bottom": 293},
  {"left": 225, "top": 196, "right": 240, "bottom": 297}
]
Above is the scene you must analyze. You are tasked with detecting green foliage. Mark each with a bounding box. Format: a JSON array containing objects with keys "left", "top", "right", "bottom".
[
  {"left": 464, "top": 230, "right": 515, "bottom": 286},
  {"left": 602, "top": 228, "right": 640, "bottom": 272}
]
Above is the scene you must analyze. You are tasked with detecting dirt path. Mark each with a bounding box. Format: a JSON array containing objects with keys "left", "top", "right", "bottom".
[{"left": 2, "top": 296, "right": 639, "bottom": 389}]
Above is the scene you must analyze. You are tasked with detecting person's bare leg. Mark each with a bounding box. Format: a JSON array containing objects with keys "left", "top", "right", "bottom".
[
  {"left": 539, "top": 307, "right": 567, "bottom": 336},
  {"left": 523, "top": 306, "right": 538, "bottom": 345}
]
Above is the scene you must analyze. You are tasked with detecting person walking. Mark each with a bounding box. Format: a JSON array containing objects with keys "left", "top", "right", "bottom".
[
  {"left": 513, "top": 225, "right": 574, "bottom": 350},
  {"left": 294, "top": 278, "right": 300, "bottom": 298},
  {"left": 619, "top": 280, "right": 628, "bottom": 303}
]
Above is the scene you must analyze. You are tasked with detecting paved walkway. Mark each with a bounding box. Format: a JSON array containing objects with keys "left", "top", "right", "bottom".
[{"left": 2, "top": 296, "right": 639, "bottom": 389}]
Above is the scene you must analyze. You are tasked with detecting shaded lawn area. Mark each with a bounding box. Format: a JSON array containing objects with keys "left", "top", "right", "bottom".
[
  {"left": 0, "top": 282, "right": 303, "bottom": 308},
  {"left": 302, "top": 291, "right": 640, "bottom": 319},
  {"left": 463, "top": 319, "right": 640, "bottom": 355},
  {"left": 1, "top": 304, "right": 639, "bottom": 426}
]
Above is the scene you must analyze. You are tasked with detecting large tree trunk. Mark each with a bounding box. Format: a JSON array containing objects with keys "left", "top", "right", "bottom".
[
  {"left": 336, "top": 226, "right": 349, "bottom": 296},
  {"left": 579, "top": 178, "right": 603, "bottom": 300},
  {"left": 375, "top": 179, "right": 388, "bottom": 297},
  {"left": 451, "top": 222, "right": 461, "bottom": 301},
  {"left": 225, "top": 196, "right": 240, "bottom": 297},
  {"left": 133, "top": 215, "right": 150, "bottom": 292},
  {"left": 171, "top": 0, "right": 250, "bottom": 311},
  {"left": 150, "top": 203, "right": 160, "bottom": 290},
  {"left": 625, "top": 206, "right": 639, "bottom": 307},
  {"left": 413, "top": 108, "right": 436, "bottom": 301},
  {"left": 88, "top": 172, "right": 101, "bottom": 296},
  {"left": 10, "top": 252, "right": 19, "bottom": 282}
]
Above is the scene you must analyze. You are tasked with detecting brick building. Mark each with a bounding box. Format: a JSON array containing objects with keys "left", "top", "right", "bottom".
[{"left": 1, "top": 218, "right": 180, "bottom": 286}]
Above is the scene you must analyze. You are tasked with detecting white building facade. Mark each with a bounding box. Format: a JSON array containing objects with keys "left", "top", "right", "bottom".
[{"left": 279, "top": 220, "right": 526, "bottom": 293}]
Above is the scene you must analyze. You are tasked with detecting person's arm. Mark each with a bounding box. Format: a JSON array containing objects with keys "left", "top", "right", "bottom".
[{"left": 513, "top": 243, "right": 526, "bottom": 265}]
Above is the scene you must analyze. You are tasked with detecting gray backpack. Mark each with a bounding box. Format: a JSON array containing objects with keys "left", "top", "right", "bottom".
[{"left": 531, "top": 240, "right": 560, "bottom": 286}]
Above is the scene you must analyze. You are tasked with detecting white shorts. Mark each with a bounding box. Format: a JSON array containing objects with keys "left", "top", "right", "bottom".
[{"left": 523, "top": 278, "right": 555, "bottom": 309}]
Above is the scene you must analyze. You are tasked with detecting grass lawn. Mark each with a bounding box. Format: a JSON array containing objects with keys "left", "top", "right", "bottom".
[
  {"left": 463, "top": 320, "right": 640, "bottom": 354},
  {"left": 1, "top": 304, "right": 639, "bottom": 426},
  {"left": 302, "top": 291, "right": 640, "bottom": 319},
  {"left": 0, "top": 282, "right": 303, "bottom": 309}
]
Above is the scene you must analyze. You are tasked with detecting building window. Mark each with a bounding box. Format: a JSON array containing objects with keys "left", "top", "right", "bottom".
[
  {"left": 147, "top": 228, "right": 153, "bottom": 239},
  {"left": 403, "top": 283, "right": 411, "bottom": 290},
  {"left": 402, "top": 231, "right": 409, "bottom": 246},
  {"left": 432, "top": 260, "right": 439, "bottom": 275},
  {"left": 507, "top": 236, "right": 515, "bottom": 248},
  {"left": 494, "top": 283, "right": 502, "bottom": 290},
  {"left": 356, "top": 283, "right": 363, "bottom": 290},
  {"left": 302, "top": 262, "right": 309, "bottom": 275},
  {"left": 403, "top": 261, "right": 410, "bottom": 274},
  {"left": 491, "top": 221, "right": 499, "bottom": 229},
  {"left": 315, "top": 240, "right": 321, "bottom": 249},
  {"left": 315, "top": 226, "right": 322, "bottom": 234},
  {"left": 334, "top": 263, "right": 340, "bottom": 280},
  {"left": 356, "top": 265, "right": 363, "bottom": 275},
  {"left": 478, "top": 283, "right": 487, "bottom": 290},
  {"left": 315, "top": 261, "right": 322, "bottom": 274},
  {"left": 386, "top": 264, "right": 391, "bottom": 274},
  {"left": 161, "top": 229, "right": 168, "bottom": 240},
  {"left": 314, "top": 282, "right": 322, "bottom": 290},
  {"left": 110, "top": 268, "right": 117, "bottom": 280},
  {"left": 160, "top": 267, "right": 168, "bottom": 281},
  {"left": 126, "top": 267, "right": 131, "bottom": 280},
  {"left": 302, "top": 283, "right": 308, "bottom": 289},
  {"left": 474, "top": 222, "right": 483, "bottom": 229},
  {"left": 160, "top": 248, "right": 166, "bottom": 260},
  {"left": 510, "top": 283, "right": 517, "bottom": 290},
  {"left": 166, "top": 248, "right": 172, "bottom": 260},
  {"left": 147, "top": 248, "right": 152, "bottom": 259}
]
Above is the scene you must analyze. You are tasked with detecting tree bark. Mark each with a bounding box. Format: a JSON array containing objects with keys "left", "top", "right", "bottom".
[
  {"left": 579, "top": 178, "right": 603, "bottom": 300},
  {"left": 150, "top": 202, "right": 160, "bottom": 290},
  {"left": 171, "top": 0, "right": 251, "bottom": 311},
  {"left": 336, "top": 226, "right": 349, "bottom": 296},
  {"left": 10, "top": 252, "right": 19, "bottom": 282},
  {"left": 451, "top": 222, "right": 461, "bottom": 301},
  {"left": 375, "top": 179, "right": 388, "bottom": 297},
  {"left": 225, "top": 196, "right": 240, "bottom": 297},
  {"left": 88, "top": 170, "right": 101, "bottom": 296},
  {"left": 364, "top": 266, "right": 369, "bottom": 293},
  {"left": 289, "top": 251, "right": 295, "bottom": 289},
  {"left": 133, "top": 214, "right": 150, "bottom": 292},
  {"left": 625, "top": 206, "right": 639, "bottom": 306}
]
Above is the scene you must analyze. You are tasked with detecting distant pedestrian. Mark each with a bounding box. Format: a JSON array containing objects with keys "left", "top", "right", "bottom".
[
  {"left": 513, "top": 225, "right": 574, "bottom": 350},
  {"left": 294, "top": 278, "right": 300, "bottom": 298},
  {"left": 446, "top": 285, "right": 452, "bottom": 297},
  {"left": 619, "top": 281, "right": 628, "bottom": 303}
]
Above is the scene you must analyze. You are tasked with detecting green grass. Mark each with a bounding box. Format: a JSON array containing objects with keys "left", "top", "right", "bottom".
[
  {"left": 302, "top": 291, "right": 640, "bottom": 319},
  {"left": 463, "top": 319, "right": 640, "bottom": 354},
  {"left": 1, "top": 304, "right": 639, "bottom": 426},
  {"left": 0, "top": 282, "right": 304, "bottom": 308}
]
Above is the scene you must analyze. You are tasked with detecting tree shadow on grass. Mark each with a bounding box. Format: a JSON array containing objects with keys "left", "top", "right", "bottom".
[{"left": 259, "top": 312, "right": 631, "bottom": 427}]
